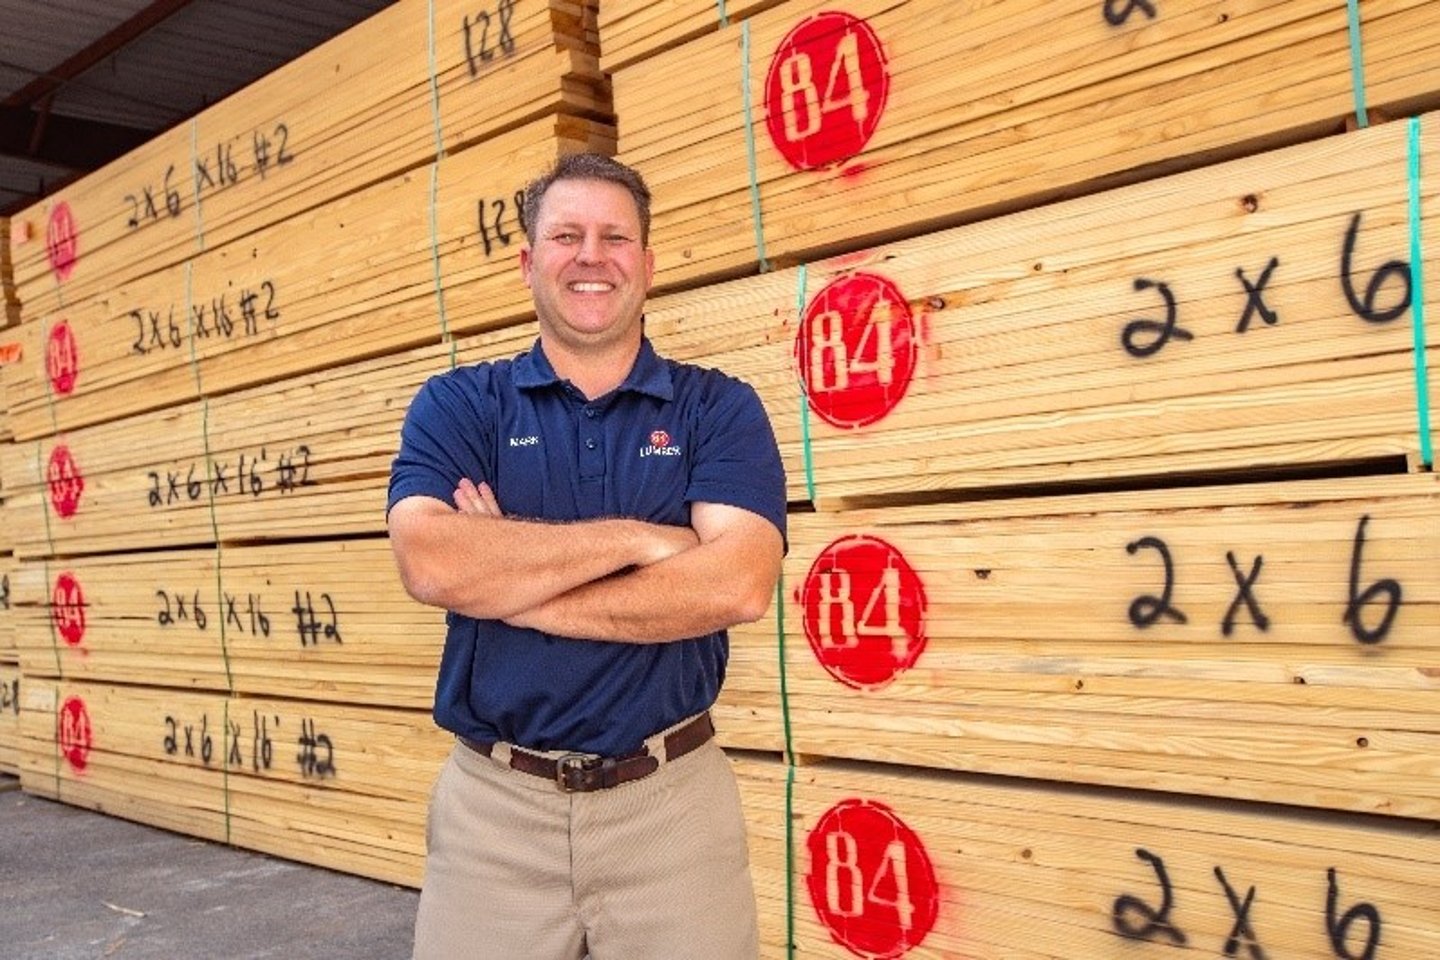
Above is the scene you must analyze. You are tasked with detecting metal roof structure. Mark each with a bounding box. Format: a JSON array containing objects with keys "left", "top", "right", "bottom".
[{"left": 0, "top": 0, "right": 396, "bottom": 216}]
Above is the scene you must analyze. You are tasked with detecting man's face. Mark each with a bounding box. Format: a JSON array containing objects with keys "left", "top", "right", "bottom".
[{"left": 520, "top": 178, "right": 655, "bottom": 353}]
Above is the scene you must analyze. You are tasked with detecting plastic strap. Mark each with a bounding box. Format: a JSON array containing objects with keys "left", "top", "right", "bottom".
[
  {"left": 741, "top": 22, "right": 772, "bottom": 272},
  {"left": 428, "top": 0, "right": 446, "bottom": 158},
  {"left": 41, "top": 558, "right": 62, "bottom": 678},
  {"left": 429, "top": 163, "right": 457, "bottom": 369},
  {"left": 1408, "top": 116, "right": 1432, "bottom": 466},
  {"left": 1346, "top": 0, "right": 1370, "bottom": 129},
  {"left": 776, "top": 566, "right": 797, "bottom": 958},
  {"left": 35, "top": 442, "right": 57, "bottom": 560},
  {"left": 716, "top": 0, "right": 729, "bottom": 27},
  {"left": 795, "top": 264, "right": 817, "bottom": 501}
]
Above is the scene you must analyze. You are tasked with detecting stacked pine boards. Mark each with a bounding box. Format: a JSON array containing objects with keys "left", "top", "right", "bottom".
[{"left": 1, "top": 0, "right": 1439, "bottom": 954}]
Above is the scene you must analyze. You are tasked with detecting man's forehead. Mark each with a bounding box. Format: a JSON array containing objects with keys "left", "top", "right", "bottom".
[{"left": 534, "top": 178, "right": 641, "bottom": 225}]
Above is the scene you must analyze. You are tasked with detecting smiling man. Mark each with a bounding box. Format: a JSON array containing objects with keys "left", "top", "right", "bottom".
[{"left": 386, "top": 154, "right": 786, "bottom": 960}]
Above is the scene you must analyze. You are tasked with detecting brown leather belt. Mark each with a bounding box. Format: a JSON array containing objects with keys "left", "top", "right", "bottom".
[{"left": 459, "top": 712, "right": 715, "bottom": 793}]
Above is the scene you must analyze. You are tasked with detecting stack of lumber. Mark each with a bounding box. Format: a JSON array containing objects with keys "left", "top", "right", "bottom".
[
  {"left": 597, "top": 0, "right": 784, "bottom": 72},
  {"left": 735, "top": 754, "right": 1440, "bottom": 959},
  {"left": 1, "top": 217, "right": 17, "bottom": 327},
  {"left": 2, "top": 0, "right": 611, "bottom": 888},
  {"left": 7, "top": 0, "right": 606, "bottom": 325},
  {"left": 19, "top": 678, "right": 452, "bottom": 886},
  {"left": 613, "top": 0, "right": 1440, "bottom": 291},
  {"left": 2, "top": 115, "right": 610, "bottom": 442},
  {"left": 640, "top": 114, "right": 1438, "bottom": 506}
]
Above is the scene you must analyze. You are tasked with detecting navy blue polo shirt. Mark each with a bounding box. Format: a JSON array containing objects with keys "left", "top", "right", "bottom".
[{"left": 387, "top": 336, "right": 786, "bottom": 757}]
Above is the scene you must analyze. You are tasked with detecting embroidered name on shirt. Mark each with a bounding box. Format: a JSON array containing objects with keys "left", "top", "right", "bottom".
[
  {"left": 509, "top": 435, "right": 540, "bottom": 447},
  {"left": 641, "top": 429, "right": 681, "bottom": 458}
]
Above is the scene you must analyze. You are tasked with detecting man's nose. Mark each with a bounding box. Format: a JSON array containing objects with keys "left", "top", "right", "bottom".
[{"left": 575, "top": 232, "right": 606, "bottom": 264}]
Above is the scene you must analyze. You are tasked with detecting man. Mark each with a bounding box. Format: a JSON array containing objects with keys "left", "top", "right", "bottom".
[{"left": 386, "top": 153, "right": 786, "bottom": 960}]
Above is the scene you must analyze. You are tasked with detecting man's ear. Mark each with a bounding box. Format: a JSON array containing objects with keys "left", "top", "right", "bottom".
[
  {"left": 519, "top": 244, "right": 534, "bottom": 288},
  {"left": 643, "top": 245, "right": 655, "bottom": 289}
]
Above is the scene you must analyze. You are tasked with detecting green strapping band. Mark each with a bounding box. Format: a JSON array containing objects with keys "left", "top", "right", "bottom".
[
  {"left": 1346, "top": 0, "right": 1370, "bottom": 129},
  {"left": 185, "top": 261, "right": 204, "bottom": 395},
  {"left": 39, "top": 317, "right": 60, "bottom": 437},
  {"left": 716, "top": 0, "right": 729, "bottom": 27},
  {"left": 1408, "top": 116, "right": 1432, "bottom": 466},
  {"left": 51, "top": 682, "right": 62, "bottom": 801},
  {"left": 35, "top": 442, "right": 57, "bottom": 559},
  {"left": 741, "top": 22, "right": 772, "bottom": 272},
  {"left": 429, "top": 163, "right": 457, "bottom": 369},
  {"left": 428, "top": 0, "right": 446, "bottom": 158},
  {"left": 795, "top": 264, "right": 817, "bottom": 501},
  {"left": 191, "top": 118, "right": 207, "bottom": 251},
  {"left": 775, "top": 568, "right": 797, "bottom": 957}
]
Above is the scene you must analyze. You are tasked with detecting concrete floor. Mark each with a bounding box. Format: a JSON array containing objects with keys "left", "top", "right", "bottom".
[{"left": 0, "top": 779, "right": 419, "bottom": 959}]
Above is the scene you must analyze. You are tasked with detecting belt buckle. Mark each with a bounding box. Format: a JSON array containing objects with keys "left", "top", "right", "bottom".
[{"left": 555, "top": 753, "right": 602, "bottom": 793}]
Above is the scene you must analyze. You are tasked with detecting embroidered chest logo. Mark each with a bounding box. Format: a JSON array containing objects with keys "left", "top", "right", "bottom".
[
  {"left": 509, "top": 435, "right": 540, "bottom": 447},
  {"left": 640, "top": 429, "right": 681, "bottom": 458}
]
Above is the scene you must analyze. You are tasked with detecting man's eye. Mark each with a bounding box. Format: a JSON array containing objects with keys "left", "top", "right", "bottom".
[
  {"left": 551, "top": 232, "right": 579, "bottom": 244},
  {"left": 605, "top": 235, "right": 633, "bottom": 245}
]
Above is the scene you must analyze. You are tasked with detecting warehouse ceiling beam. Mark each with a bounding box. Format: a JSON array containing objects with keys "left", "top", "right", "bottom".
[
  {"left": 1, "top": 0, "right": 199, "bottom": 110},
  {"left": 0, "top": 105, "right": 152, "bottom": 172}
]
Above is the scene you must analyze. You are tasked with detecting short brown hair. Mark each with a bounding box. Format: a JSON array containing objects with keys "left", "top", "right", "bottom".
[{"left": 521, "top": 153, "right": 652, "bottom": 247}]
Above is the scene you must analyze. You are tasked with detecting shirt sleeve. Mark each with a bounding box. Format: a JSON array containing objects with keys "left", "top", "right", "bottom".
[
  {"left": 685, "top": 373, "right": 788, "bottom": 546},
  {"left": 387, "top": 369, "right": 495, "bottom": 516}
]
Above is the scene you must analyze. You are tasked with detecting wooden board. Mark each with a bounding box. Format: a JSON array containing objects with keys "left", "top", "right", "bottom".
[
  {"left": 615, "top": 0, "right": 1440, "bottom": 291},
  {"left": 0, "top": 555, "right": 13, "bottom": 658},
  {"left": 733, "top": 753, "right": 1440, "bottom": 960},
  {"left": 9, "top": 540, "right": 444, "bottom": 708},
  {"left": 0, "top": 327, "right": 537, "bottom": 559},
  {"left": 5, "top": 116, "right": 610, "bottom": 442},
  {"left": 0, "top": 660, "right": 18, "bottom": 776},
  {"left": 597, "top": 0, "right": 785, "bottom": 73},
  {"left": 8, "top": 0, "right": 604, "bottom": 319},
  {"left": 640, "top": 112, "right": 1438, "bottom": 506},
  {"left": 723, "top": 474, "right": 1440, "bottom": 819},
  {"left": 19, "top": 678, "right": 450, "bottom": 887},
  {"left": 1, "top": 217, "right": 17, "bottom": 328}
]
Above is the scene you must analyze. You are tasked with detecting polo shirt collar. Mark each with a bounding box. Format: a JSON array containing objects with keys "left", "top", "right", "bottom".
[{"left": 513, "top": 334, "right": 674, "bottom": 402}]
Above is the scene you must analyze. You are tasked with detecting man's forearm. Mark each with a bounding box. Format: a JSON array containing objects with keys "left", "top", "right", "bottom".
[
  {"left": 505, "top": 525, "right": 782, "bottom": 643},
  {"left": 389, "top": 498, "right": 698, "bottom": 619}
]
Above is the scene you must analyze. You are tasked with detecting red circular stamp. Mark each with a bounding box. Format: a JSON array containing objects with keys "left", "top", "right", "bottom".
[
  {"left": 765, "top": 11, "right": 890, "bottom": 171},
  {"left": 796, "top": 272, "right": 917, "bottom": 430},
  {"left": 58, "top": 695, "right": 93, "bottom": 773},
  {"left": 47, "top": 320, "right": 80, "bottom": 396},
  {"left": 798, "top": 535, "right": 927, "bottom": 691},
  {"left": 51, "top": 572, "right": 87, "bottom": 648},
  {"left": 806, "top": 797, "right": 941, "bottom": 959},
  {"left": 46, "top": 202, "right": 79, "bottom": 282},
  {"left": 46, "top": 444, "right": 85, "bottom": 519}
]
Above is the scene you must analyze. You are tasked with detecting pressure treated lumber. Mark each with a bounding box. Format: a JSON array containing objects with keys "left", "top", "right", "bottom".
[
  {"left": 8, "top": 539, "right": 443, "bottom": 707},
  {"left": 8, "top": 0, "right": 604, "bottom": 319},
  {"left": 641, "top": 113, "right": 1439, "bottom": 506},
  {"left": 5, "top": 116, "right": 611, "bottom": 442},
  {"left": 597, "top": 0, "right": 784, "bottom": 72},
  {"left": 19, "top": 679, "right": 450, "bottom": 887},
  {"left": 723, "top": 473, "right": 1440, "bottom": 820},
  {"left": 733, "top": 754, "right": 1440, "bottom": 960},
  {"left": 0, "top": 328, "right": 536, "bottom": 559},
  {"left": 616, "top": 0, "right": 1440, "bottom": 291}
]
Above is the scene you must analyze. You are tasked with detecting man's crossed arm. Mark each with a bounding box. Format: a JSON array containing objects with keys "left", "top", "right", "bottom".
[{"left": 387, "top": 478, "right": 782, "bottom": 643}]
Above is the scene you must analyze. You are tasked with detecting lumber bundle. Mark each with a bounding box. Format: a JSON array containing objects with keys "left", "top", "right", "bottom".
[
  {"left": 642, "top": 113, "right": 1439, "bottom": 506},
  {"left": 8, "top": 540, "right": 443, "bottom": 707},
  {"left": 7, "top": 0, "right": 604, "bottom": 321},
  {"left": 733, "top": 754, "right": 1440, "bottom": 960},
  {"left": 615, "top": 0, "right": 1440, "bottom": 292},
  {"left": 597, "top": 0, "right": 785, "bottom": 72},
  {"left": 3, "top": 117, "right": 610, "bottom": 442},
  {"left": 0, "top": 661, "right": 17, "bottom": 776},
  {"left": 731, "top": 474, "right": 1440, "bottom": 819},
  {"left": 1, "top": 217, "right": 17, "bottom": 327},
  {"left": 19, "top": 678, "right": 450, "bottom": 886},
  {"left": 0, "top": 329, "right": 537, "bottom": 559}
]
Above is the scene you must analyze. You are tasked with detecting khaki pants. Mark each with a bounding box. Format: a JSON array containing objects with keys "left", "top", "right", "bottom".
[{"left": 413, "top": 731, "right": 759, "bottom": 960}]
